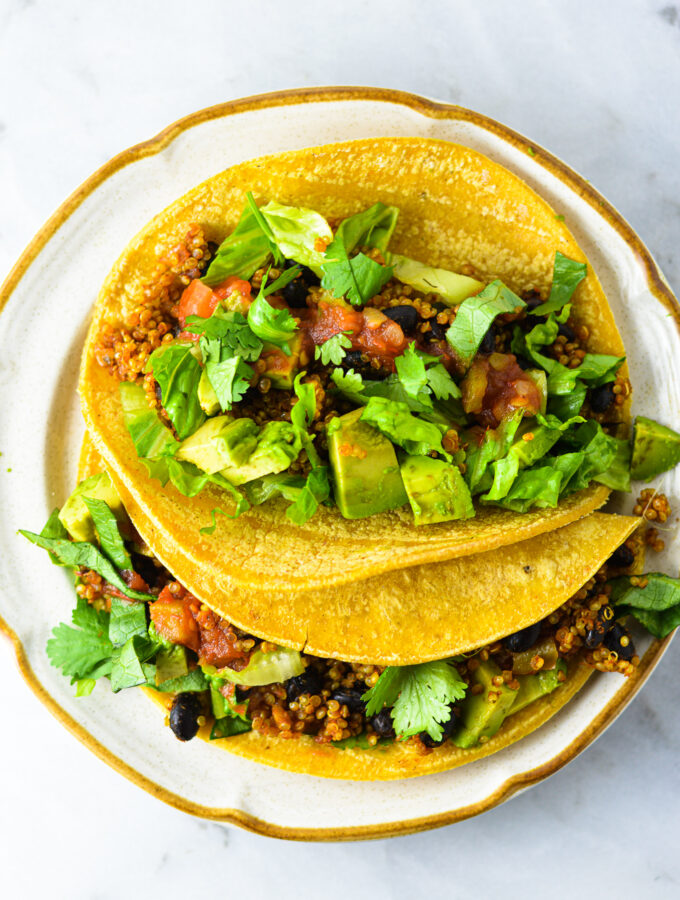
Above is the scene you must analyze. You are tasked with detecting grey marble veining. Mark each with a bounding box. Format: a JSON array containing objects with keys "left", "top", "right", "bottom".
[{"left": 1, "top": 0, "right": 679, "bottom": 896}]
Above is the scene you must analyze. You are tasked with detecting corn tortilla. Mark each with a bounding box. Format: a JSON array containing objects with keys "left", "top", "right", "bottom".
[{"left": 80, "top": 137, "right": 628, "bottom": 593}]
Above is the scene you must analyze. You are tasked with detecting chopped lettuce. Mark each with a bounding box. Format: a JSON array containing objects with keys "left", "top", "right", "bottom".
[
  {"left": 119, "top": 382, "right": 179, "bottom": 459},
  {"left": 446, "top": 281, "right": 525, "bottom": 367},
  {"left": 529, "top": 252, "right": 587, "bottom": 316},
  {"left": 202, "top": 203, "right": 272, "bottom": 286},
  {"left": 140, "top": 457, "right": 250, "bottom": 517},
  {"left": 609, "top": 573, "right": 680, "bottom": 638},
  {"left": 259, "top": 199, "right": 333, "bottom": 270},
  {"left": 81, "top": 497, "right": 132, "bottom": 571},
  {"left": 247, "top": 267, "right": 300, "bottom": 351},
  {"left": 360, "top": 396, "right": 450, "bottom": 458},
  {"left": 217, "top": 647, "right": 304, "bottom": 686},
  {"left": 145, "top": 343, "right": 206, "bottom": 440}
]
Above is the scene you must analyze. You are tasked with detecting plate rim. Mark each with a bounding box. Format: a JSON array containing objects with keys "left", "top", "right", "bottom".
[{"left": 0, "top": 85, "right": 677, "bottom": 841}]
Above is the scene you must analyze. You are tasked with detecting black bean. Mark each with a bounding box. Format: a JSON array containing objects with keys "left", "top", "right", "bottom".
[
  {"left": 383, "top": 305, "right": 419, "bottom": 335},
  {"left": 425, "top": 318, "right": 447, "bottom": 342},
  {"left": 332, "top": 684, "right": 367, "bottom": 713},
  {"left": 340, "top": 350, "right": 389, "bottom": 380},
  {"left": 502, "top": 622, "right": 542, "bottom": 653},
  {"left": 285, "top": 668, "right": 324, "bottom": 702},
  {"left": 207, "top": 241, "right": 220, "bottom": 258},
  {"left": 590, "top": 382, "right": 616, "bottom": 413},
  {"left": 607, "top": 543, "right": 635, "bottom": 569},
  {"left": 169, "top": 693, "right": 201, "bottom": 742},
  {"left": 284, "top": 258, "right": 319, "bottom": 286},
  {"left": 557, "top": 322, "right": 576, "bottom": 341},
  {"left": 420, "top": 705, "right": 460, "bottom": 748},
  {"left": 524, "top": 291, "right": 544, "bottom": 311},
  {"left": 584, "top": 606, "right": 615, "bottom": 648},
  {"left": 282, "top": 278, "right": 308, "bottom": 308},
  {"left": 604, "top": 623, "right": 636, "bottom": 661},
  {"left": 479, "top": 326, "right": 496, "bottom": 354},
  {"left": 370, "top": 708, "right": 395, "bottom": 738}
]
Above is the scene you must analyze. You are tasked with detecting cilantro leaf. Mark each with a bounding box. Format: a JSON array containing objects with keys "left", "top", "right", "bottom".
[
  {"left": 530, "top": 252, "right": 587, "bottom": 316},
  {"left": 247, "top": 268, "right": 300, "bottom": 351},
  {"left": 330, "top": 367, "right": 366, "bottom": 403},
  {"left": 19, "top": 530, "right": 154, "bottom": 601},
  {"left": 395, "top": 343, "right": 430, "bottom": 405},
  {"left": 360, "top": 396, "right": 450, "bottom": 458},
  {"left": 46, "top": 596, "right": 113, "bottom": 682},
  {"left": 363, "top": 661, "right": 467, "bottom": 741},
  {"left": 446, "top": 280, "right": 525, "bottom": 367},
  {"left": 189, "top": 309, "right": 263, "bottom": 361},
  {"left": 82, "top": 497, "right": 131, "bottom": 571},
  {"left": 314, "top": 331, "right": 352, "bottom": 366},
  {"left": 145, "top": 343, "right": 205, "bottom": 440},
  {"left": 609, "top": 573, "right": 680, "bottom": 638},
  {"left": 285, "top": 466, "right": 331, "bottom": 525},
  {"left": 203, "top": 351, "right": 254, "bottom": 411},
  {"left": 202, "top": 203, "right": 272, "bottom": 286},
  {"left": 322, "top": 247, "right": 393, "bottom": 307},
  {"left": 426, "top": 363, "right": 461, "bottom": 400}
]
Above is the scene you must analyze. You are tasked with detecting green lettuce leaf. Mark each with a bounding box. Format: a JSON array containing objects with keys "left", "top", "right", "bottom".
[
  {"left": 202, "top": 203, "right": 272, "bottom": 286},
  {"left": 609, "top": 573, "right": 680, "bottom": 638},
  {"left": 530, "top": 252, "right": 587, "bottom": 316},
  {"left": 140, "top": 457, "right": 250, "bottom": 517},
  {"left": 145, "top": 343, "right": 205, "bottom": 440},
  {"left": 247, "top": 267, "right": 300, "bottom": 351},
  {"left": 260, "top": 199, "right": 333, "bottom": 270},
  {"left": 360, "top": 396, "right": 449, "bottom": 458},
  {"left": 82, "top": 497, "right": 131, "bottom": 571},
  {"left": 109, "top": 598, "right": 148, "bottom": 648},
  {"left": 446, "top": 281, "right": 525, "bottom": 367},
  {"left": 119, "top": 382, "right": 179, "bottom": 459},
  {"left": 109, "top": 635, "right": 156, "bottom": 692}
]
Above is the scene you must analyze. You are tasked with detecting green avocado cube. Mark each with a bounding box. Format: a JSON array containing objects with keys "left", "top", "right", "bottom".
[
  {"left": 630, "top": 415, "right": 680, "bottom": 482},
  {"left": 327, "top": 408, "right": 407, "bottom": 519},
  {"left": 452, "top": 659, "right": 519, "bottom": 749},
  {"left": 176, "top": 416, "right": 257, "bottom": 474},
  {"left": 400, "top": 456, "right": 474, "bottom": 525},
  {"left": 58, "top": 472, "right": 127, "bottom": 543},
  {"left": 197, "top": 369, "right": 221, "bottom": 416},
  {"left": 221, "top": 421, "right": 302, "bottom": 486},
  {"left": 261, "top": 334, "right": 304, "bottom": 390},
  {"left": 508, "top": 659, "right": 567, "bottom": 716}
]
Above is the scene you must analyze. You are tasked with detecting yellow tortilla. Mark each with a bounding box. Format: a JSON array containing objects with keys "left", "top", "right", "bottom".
[
  {"left": 79, "top": 435, "right": 638, "bottom": 664},
  {"left": 78, "top": 438, "right": 631, "bottom": 779},
  {"left": 80, "top": 137, "right": 628, "bottom": 593}
]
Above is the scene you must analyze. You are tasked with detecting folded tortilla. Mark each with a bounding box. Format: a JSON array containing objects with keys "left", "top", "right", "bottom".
[{"left": 80, "top": 137, "right": 628, "bottom": 594}]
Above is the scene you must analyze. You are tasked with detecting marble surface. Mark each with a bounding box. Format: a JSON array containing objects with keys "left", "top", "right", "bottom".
[{"left": 1, "top": 0, "right": 679, "bottom": 895}]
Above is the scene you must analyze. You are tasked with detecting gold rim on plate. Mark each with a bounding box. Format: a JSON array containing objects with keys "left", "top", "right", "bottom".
[{"left": 0, "top": 86, "right": 677, "bottom": 841}]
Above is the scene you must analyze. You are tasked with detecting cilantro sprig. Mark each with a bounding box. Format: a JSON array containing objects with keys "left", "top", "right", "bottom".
[
  {"left": 363, "top": 661, "right": 467, "bottom": 741},
  {"left": 314, "top": 331, "right": 352, "bottom": 366}
]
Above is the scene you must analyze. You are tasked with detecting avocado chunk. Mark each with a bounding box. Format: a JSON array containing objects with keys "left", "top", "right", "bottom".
[
  {"left": 630, "top": 415, "right": 680, "bottom": 482},
  {"left": 390, "top": 254, "right": 483, "bottom": 306},
  {"left": 176, "top": 415, "right": 256, "bottom": 475},
  {"left": 58, "top": 472, "right": 127, "bottom": 543},
  {"left": 508, "top": 659, "right": 567, "bottom": 716},
  {"left": 400, "top": 456, "right": 474, "bottom": 525},
  {"left": 197, "top": 369, "right": 220, "bottom": 416},
  {"left": 221, "top": 420, "right": 302, "bottom": 485},
  {"left": 452, "top": 659, "right": 519, "bottom": 749},
  {"left": 327, "top": 407, "right": 407, "bottom": 519},
  {"left": 261, "top": 334, "right": 304, "bottom": 390}
]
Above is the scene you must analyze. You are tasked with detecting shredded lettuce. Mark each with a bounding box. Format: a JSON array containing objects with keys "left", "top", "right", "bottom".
[
  {"left": 247, "top": 267, "right": 300, "bottom": 351},
  {"left": 259, "top": 199, "right": 333, "bottom": 270},
  {"left": 360, "top": 396, "right": 450, "bottom": 458},
  {"left": 202, "top": 204, "right": 272, "bottom": 286},
  {"left": 119, "top": 382, "right": 179, "bottom": 459},
  {"left": 609, "top": 573, "right": 680, "bottom": 638},
  {"left": 529, "top": 252, "right": 587, "bottom": 316},
  {"left": 446, "top": 281, "right": 525, "bottom": 367},
  {"left": 145, "top": 343, "right": 206, "bottom": 440}
]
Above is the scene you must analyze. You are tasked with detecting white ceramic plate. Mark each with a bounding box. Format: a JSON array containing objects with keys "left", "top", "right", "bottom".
[{"left": 1, "top": 88, "right": 678, "bottom": 840}]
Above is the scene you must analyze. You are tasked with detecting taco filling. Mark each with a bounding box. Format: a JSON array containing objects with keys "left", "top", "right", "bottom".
[
  {"left": 91, "top": 196, "right": 638, "bottom": 529},
  {"left": 20, "top": 472, "right": 680, "bottom": 775}
]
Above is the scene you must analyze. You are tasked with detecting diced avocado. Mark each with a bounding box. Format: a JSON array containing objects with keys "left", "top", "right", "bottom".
[
  {"left": 452, "top": 659, "right": 519, "bottom": 749},
  {"left": 58, "top": 472, "right": 127, "bottom": 543},
  {"left": 221, "top": 420, "right": 302, "bottom": 485},
  {"left": 630, "top": 415, "right": 680, "bottom": 482},
  {"left": 198, "top": 369, "right": 220, "bottom": 416},
  {"left": 390, "top": 254, "right": 484, "bottom": 306},
  {"left": 509, "top": 659, "right": 567, "bottom": 715},
  {"left": 261, "top": 333, "right": 304, "bottom": 390},
  {"left": 327, "top": 408, "right": 407, "bottom": 519},
  {"left": 525, "top": 369, "right": 548, "bottom": 415},
  {"left": 176, "top": 415, "right": 256, "bottom": 475},
  {"left": 400, "top": 456, "right": 474, "bottom": 525},
  {"left": 155, "top": 645, "right": 188, "bottom": 686}
]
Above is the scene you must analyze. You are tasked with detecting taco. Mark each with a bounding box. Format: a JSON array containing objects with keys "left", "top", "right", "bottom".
[
  {"left": 18, "top": 441, "right": 680, "bottom": 780},
  {"left": 80, "top": 137, "right": 638, "bottom": 596}
]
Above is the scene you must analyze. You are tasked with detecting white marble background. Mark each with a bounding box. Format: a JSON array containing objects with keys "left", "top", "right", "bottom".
[{"left": 1, "top": 0, "right": 679, "bottom": 895}]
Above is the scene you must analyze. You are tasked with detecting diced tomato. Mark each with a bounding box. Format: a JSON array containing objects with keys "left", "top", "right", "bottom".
[
  {"left": 462, "top": 353, "right": 541, "bottom": 428},
  {"left": 150, "top": 587, "right": 200, "bottom": 652},
  {"left": 177, "top": 279, "right": 219, "bottom": 330},
  {"left": 213, "top": 275, "right": 252, "bottom": 304},
  {"left": 120, "top": 570, "right": 150, "bottom": 592},
  {"left": 303, "top": 301, "right": 407, "bottom": 370},
  {"left": 306, "top": 301, "right": 364, "bottom": 345},
  {"left": 192, "top": 606, "right": 250, "bottom": 669}
]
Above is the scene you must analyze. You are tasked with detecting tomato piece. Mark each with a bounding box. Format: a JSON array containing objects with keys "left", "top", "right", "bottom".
[
  {"left": 213, "top": 275, "right": 252, "bottom": 304},
  {"left": 150, "top": 587, "right": 200, "bottom": 652},
  {"left": 353, "top": 308, "right": 407, "bottom": 368},
  {"left": 307, "top": 301, "right": 364, "bottom": 345},
  {"left": 462, "top": 353, "right": 541, "bottom": 427},
  {"left": 192, "top": 606, "right": 250, "bottom": 669},
  {"left": 177, "top": 279, "right": 219, "bottom": 329}
]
